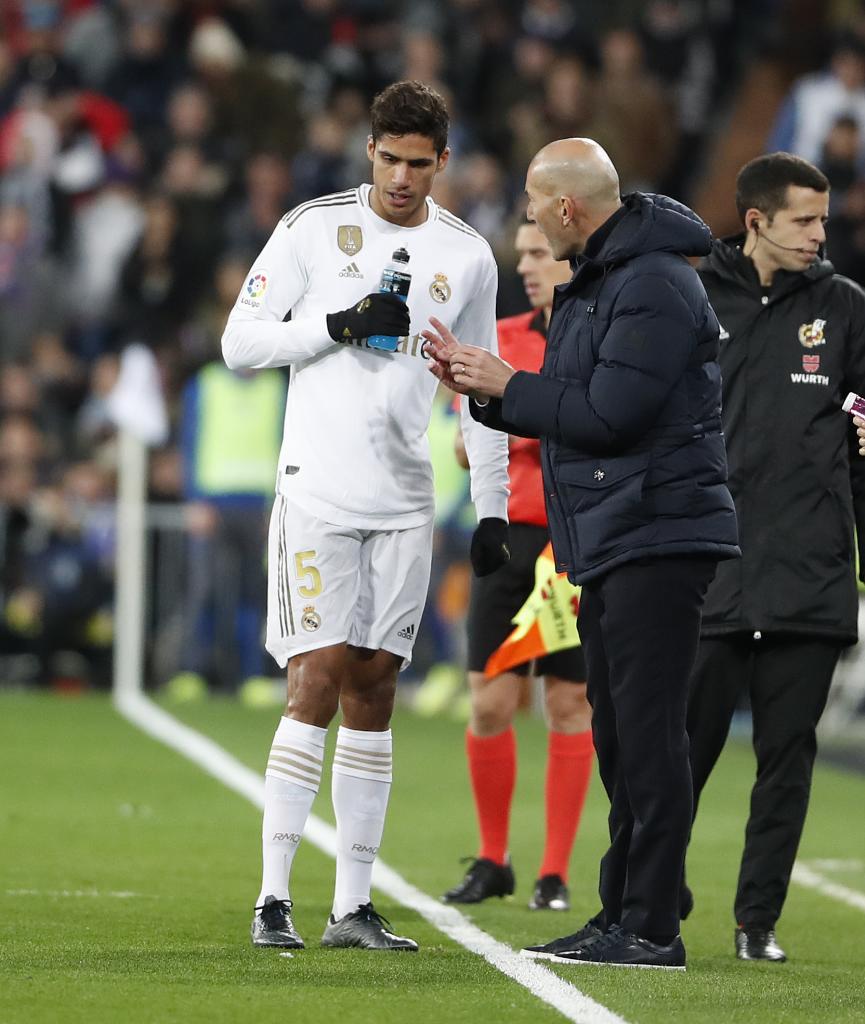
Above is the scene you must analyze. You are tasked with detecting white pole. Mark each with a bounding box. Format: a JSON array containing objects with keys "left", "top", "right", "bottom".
[{"left": 113, "top": 427, "right": 148, "bottom": 701}]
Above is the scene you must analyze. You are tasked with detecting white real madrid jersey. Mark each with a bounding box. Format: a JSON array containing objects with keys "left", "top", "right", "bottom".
[{"left": 222, "top": 185, "right": 509, "bottom": 530}]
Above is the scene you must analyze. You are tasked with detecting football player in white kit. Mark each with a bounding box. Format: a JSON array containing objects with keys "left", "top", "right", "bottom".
[{"left": 222, "top": 81, "right": 510, "bottom": 951}]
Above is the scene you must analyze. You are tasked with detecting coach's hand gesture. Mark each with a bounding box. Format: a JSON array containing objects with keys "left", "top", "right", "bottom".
[{"left": 423, "top": 317, "right": 515, "bottom": 400}]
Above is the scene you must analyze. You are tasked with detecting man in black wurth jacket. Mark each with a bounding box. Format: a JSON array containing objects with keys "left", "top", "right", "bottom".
[
  {"left": 685, "top": 152, "right": 865, "bottom": 964},
  {"left": 424, "top": 138, "right": 739, "bottom": 971}
]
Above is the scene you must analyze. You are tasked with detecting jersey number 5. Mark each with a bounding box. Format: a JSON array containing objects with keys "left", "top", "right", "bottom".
[{"left": 294, "top": 550, "right": 323, "bottom": 598}]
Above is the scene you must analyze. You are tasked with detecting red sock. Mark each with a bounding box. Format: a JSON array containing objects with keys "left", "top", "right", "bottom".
[
  {"left": 466, "top": 727, "right": 516, "bottom": 865},
  {"left": 538, "top": 728, "right": 594, "bottom": 880}
]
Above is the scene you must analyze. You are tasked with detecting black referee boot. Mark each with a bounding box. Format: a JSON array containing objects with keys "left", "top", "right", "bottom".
[
  {"left": 441, "top": 857, "right": 515, "bottom": 904},
  {"left": 528, "top": 874, "right": 570, "bottom": 911}
]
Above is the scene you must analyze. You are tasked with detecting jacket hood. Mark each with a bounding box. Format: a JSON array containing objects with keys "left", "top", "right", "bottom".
[
  {"left": 588, "top": 192, "right": 713, "bottom": 264},
  {"left": 700, "top": 233, "right": 835, "bottom": 291}
]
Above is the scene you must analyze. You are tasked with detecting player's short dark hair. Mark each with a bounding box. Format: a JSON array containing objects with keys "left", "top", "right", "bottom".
[
  {"left": 370, "top": 80, "right": 449, "bottom": 155},
  {"left": 735, "top": 152, "right": 830, "bottom": 224}
]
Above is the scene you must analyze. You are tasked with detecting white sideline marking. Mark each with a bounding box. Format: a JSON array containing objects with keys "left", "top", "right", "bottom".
[
  {"left": 6, "top": 889, "right": 145, "bottom": 899},
  {"left": 115, "top": 692, "right": 629, "bottom": 1024},
  {"left": 792, "top": 862, "right": 865, "bottom": 913},
  {"left": 807, "top": 859, "right": 864, "bottom": 872}
]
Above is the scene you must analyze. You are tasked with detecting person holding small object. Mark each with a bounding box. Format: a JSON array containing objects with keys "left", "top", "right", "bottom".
[
  {"left": 223, "top": 80, "right": 509, "bottom": 954},
  {"left": 681, "top": 152, "right": 865, "bottom": 963},
  {"left": 856, "top": 415, "right": 865, "bottom": 454},
  {"left": 426, "top": 137, "right": 739, "bottom": 971},
  {"left": 847, "top": 394, "right": 865, "bottom": 454}
]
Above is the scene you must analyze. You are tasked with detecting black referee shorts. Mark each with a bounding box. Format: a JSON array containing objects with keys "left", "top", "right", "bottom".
[{"left": 467, "top": 522, "right": 585, "bottom": 680}]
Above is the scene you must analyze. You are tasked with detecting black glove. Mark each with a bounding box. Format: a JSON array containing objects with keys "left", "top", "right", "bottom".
[
  {"left": 470, "top": 518, "right": 510, "bottom": 577},
  {"left": 326, "top": 293, "right": 410, "bottom": 342}
]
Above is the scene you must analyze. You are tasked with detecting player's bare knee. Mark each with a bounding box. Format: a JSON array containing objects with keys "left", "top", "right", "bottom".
[
  {"left": 470, "top": 683, "right": 515, "bottom": 734},
  {"left": 339, "top": 650, "right": 398, "bottom": 727},
  {"left": 284, "top": 650, "right": 344, "bottom": 726},
  {"left": 285, "top": 678, "right": 340, "bottom": 726},
  {"left": 469, "top": 671, "right": 519, "bottom": 735},
  {"left": 545, "top": 679, "right": 591, "bottom": 733},
  {"left": 470, "top": 700, "right": 511, "bottom": 736},
  {"left": 340, "top": 674, "right": 396, "bottom": 730}
]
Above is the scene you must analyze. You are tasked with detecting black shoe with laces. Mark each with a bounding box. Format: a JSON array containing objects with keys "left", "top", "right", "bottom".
[
  {"left": 320, "top": 902, "right": 419, "bottom": 951},
  {"left": 441, "top": 857, "right": 515, "bottom": 904},
  {"left": 735, "top": 925, "right": 787, "bottom": 962},
  {"left": 542, "top": 924, "right": 686, "bottom": 970},
  {"left": 521, "top": 916, "right": 605, "bottom": 960},
  {"left": 251, "top": 895, "right": 304, "bottom": 948},
  {"left": 528, "top": 874, "right": 570, "bottom": 911}
]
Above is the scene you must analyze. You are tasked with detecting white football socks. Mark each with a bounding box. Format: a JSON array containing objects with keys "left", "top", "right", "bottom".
[
  {"left": 256, "top": 716, "right": 326, "bottom": 907},
  {"left": 331, "top": 726, "right": 393, "bottom": 920}
]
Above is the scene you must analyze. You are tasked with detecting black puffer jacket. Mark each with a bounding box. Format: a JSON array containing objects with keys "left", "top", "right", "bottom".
[
  {"left": 697, "top": 237, "right": 865, "bottom": 642},
  {"left": 473, "top": 192, "right": 740, "bottom": 583}
]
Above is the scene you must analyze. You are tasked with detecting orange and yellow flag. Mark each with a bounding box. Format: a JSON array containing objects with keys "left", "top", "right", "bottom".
[{"left": 484, "top": 542, "right": 581, "bottom": 678}]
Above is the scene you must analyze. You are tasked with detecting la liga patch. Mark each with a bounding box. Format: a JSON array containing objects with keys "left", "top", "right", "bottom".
[
  {"left": 240, "top": 270, "right": 269, "bottom": 309},
  {"left": 247, "top": 272, "right": 268, "bottom": 298}
]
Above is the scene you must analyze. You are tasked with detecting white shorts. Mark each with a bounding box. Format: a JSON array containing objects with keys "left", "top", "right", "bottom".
[{"left": 265, "top": 493, "right": 434, "bottom": 669}]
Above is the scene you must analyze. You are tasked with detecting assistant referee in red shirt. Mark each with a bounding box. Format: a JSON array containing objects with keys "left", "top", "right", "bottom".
[{"left": 442, "top": 223, "right": 593, "bottom": 913}]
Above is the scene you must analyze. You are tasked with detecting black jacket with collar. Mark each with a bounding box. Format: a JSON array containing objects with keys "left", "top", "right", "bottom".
[
  {"left": 472, "top": 192, "right": 740, "bottom": 584},
  {"left": 696, "top": 236, "right": 865, "bottom": 642}
]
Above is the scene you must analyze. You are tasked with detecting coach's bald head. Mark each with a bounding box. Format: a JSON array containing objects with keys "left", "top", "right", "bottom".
[{"left": 525, "top": 138, "right": 622, "bottom": 259}]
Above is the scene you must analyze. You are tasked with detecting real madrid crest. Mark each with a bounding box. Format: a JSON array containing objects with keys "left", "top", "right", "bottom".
[
  {"left": 337, "top": 225, "right": 363, "bottom": 255},
  {"left": 798, "top": 319, "right": 827, "bottom": 347},
  {"left": 429, "top": 272, "right": 452, "bottom": 304},
  {"left": 301, "top": 606, "right": 321, "bottom": 632}
]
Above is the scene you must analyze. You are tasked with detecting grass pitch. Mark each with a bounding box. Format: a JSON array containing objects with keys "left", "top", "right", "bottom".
[{"left": 1, "top": 690, "right": 864, "bottom": 1023}]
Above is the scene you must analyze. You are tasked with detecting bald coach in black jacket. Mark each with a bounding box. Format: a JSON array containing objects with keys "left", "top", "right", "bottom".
[
  {"left": 684, "top": 153, "right": 865, "bottom": 964},
  {"left": 424, "top": 138, "right": 739, "bottom": 970}
]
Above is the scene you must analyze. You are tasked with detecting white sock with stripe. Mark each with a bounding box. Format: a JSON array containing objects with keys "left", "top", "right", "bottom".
[
  {"left": 331, "top": 726, "right": 393, "bottom": 920},
  {"left": 256, "top": 716, "right": 326, "bottom": 907}
]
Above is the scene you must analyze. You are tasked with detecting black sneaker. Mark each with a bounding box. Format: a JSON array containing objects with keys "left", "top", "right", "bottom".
[
  {"left": 251, "top": 895, "right": 304, "bottom": 948},
  {"left": 735, "top": 926, "right": 787, "bottom": 962},
  {"left": 441, "top": 857, "right": 515, "bottom": 904},
  {"left": 521, "top": 917, "right": 604, "bottom": 960},
  {"left": 529, "top": 874, "right": 570, "bottom": 911},
  {"left": 321, "top": 903, "right": 418, "bottom": 951},
  {"left": 544, "top": 924, "right": 686, "bottom": 971}
]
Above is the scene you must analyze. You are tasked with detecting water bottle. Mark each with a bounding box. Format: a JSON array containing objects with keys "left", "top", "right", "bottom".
[{"left": 368, "top": 247, "right": 411, "bottom": 351}]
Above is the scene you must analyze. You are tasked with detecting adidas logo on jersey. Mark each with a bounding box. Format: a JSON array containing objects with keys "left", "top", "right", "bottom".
[
  {"left": 339, "top": 262, "right": 364, "bottom": 279},
  {"left": 397, "top": 623, "right": 416, "bottom": 640}
]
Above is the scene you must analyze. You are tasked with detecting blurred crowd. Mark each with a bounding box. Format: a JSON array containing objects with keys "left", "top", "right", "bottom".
[
  {"left": 2, "top": 0, "right": 865, "bottom": 691},
  {"left": 770, "top": 26, "right": 865, "bottom": 284}
]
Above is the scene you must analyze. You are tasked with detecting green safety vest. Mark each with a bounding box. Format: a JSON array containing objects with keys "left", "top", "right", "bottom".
[{"left": 194, "top": 363, "right": 285, "bottom": 496}]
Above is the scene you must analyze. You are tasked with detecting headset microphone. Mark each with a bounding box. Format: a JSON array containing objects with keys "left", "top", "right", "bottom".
[{"left": 754, "top": 222, "right": 811, "bottom": 254}]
